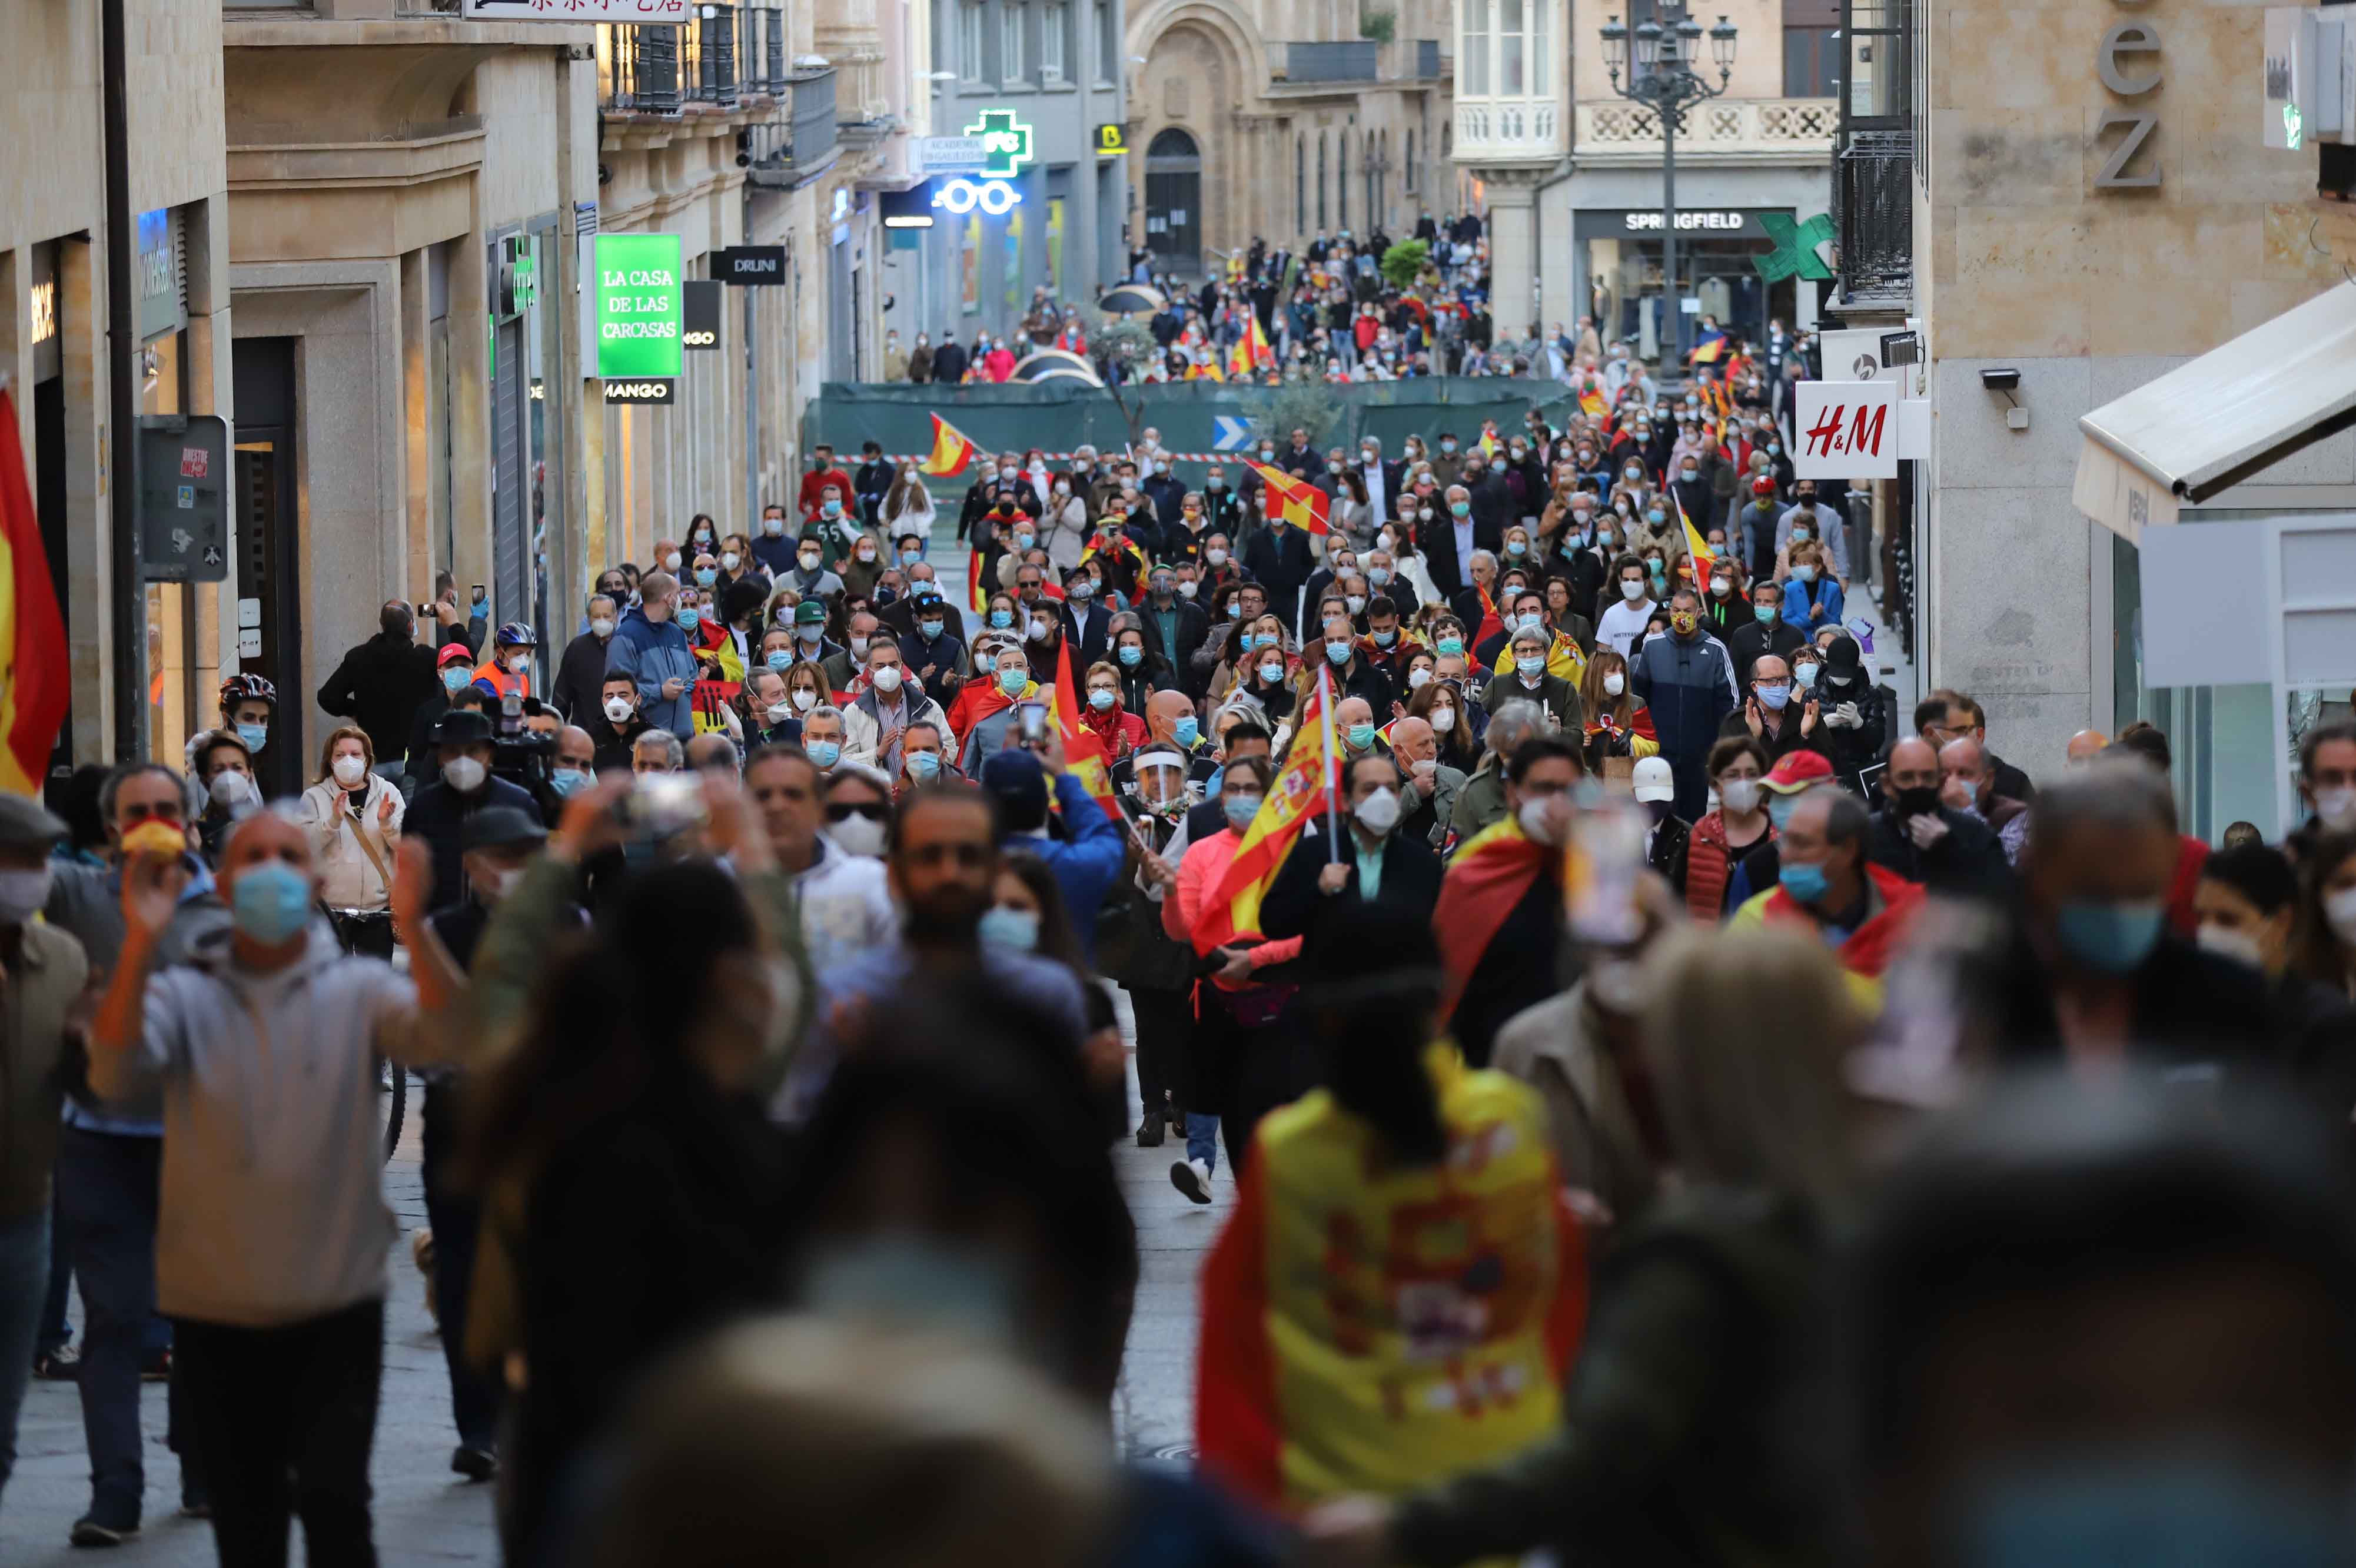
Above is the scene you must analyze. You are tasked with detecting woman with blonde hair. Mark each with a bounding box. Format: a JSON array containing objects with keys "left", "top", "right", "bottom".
[
  {"left": 297, "top": 724, "right": 405, "bottom": 957},
  {"left": 1305, "top": 922, "right": 1863, "bottom": 1568}
]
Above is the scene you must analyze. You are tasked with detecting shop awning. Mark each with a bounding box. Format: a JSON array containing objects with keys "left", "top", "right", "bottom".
[{"left": 2072, "top": 280, "right": 2356, "bottom": 541}]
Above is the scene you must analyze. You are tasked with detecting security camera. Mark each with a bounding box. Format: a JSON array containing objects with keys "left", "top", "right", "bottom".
[{"left": 1979, "top": 367, "right": 2021, "bottom": 390}]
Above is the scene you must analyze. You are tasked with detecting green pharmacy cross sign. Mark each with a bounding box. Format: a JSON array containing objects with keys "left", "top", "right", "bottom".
[
  {"left": 1753, "top": 212, "right": 1836, "bottom": 284},
  {"left": 964, "top": 109, "right": 1036, "bottom": 179}
]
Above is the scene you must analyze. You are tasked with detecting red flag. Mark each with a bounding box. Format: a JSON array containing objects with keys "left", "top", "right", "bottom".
[
  {"left": 1472, "top": 581, "right": 1505, "bottom": 650},
  {"left": 1051, "top": 635, "right": 1124, "bottom": 822},
  {"left": 0, "top": 392, "right": 67, "bottom": 796},
  {"left": 1248, "top": 461, "right": 1331, "bottom": 537}
]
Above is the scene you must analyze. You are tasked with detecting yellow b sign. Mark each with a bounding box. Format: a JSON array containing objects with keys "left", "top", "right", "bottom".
[{"left": 1096, "top": 122, "right": 1128, "bottom": 156}]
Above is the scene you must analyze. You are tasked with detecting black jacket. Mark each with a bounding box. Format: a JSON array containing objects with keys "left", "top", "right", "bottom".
[
  {"left": 406, "top": 773, "right": 544, "bottom": 913},
  {"left": 1241, "top": 525, "right": 1317, "bottom": 629},
  {"left": 1424, "top": 511, "right": 1506, "bottom": 599},
  {"left": 1989, "top": 929, "right": 2282, "bottom": 1074},
  {"left": 1258, "top": 822, "right": 1445, "bottom": 968},
  {"left": 1134, "top": 597, "right": 1211, "bottom": 692},
  {"left": 929, "top": 340, "right": 969, "bottom": 383},
  {"left": 1986, "top": 749, "right": 2036, "bottom": 804},
  {"left": 1727, "top": 616, "right": 1805, "bottom": 690},
  {"left": 1059, "top": 599, "right": 1116, "bottom": 670},
  {"left": 1865, "top": 804, "right": 2013, "bottom": 902},
  {"left": 1717, "top": 703, "right": 1826, "bottom": 768},
  {"left": 548, "top": 630, "right": 614, "bottom": 724},
  {"left": 317, "top": 631, "right": 439, "bottom": 766}
]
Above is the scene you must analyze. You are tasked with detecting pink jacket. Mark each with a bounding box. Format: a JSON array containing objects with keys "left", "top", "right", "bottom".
[{"left": 1163, "top": 827, "right": 1302, "bottom": 991}]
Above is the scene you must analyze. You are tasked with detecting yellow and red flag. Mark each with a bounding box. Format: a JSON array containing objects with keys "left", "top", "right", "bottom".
[
  {"left": 1676, "top": 491, "right": 1719, "bottom": 583},
  {"left": 1051, "top": 634, "right": 1124, "bottom": 823},
  {"left": 1577, "top": 381, "right": 1609, "bottom": 420},
  {"left": 1476, "top": 423, "right": 1501, "bottom": 458},
  {"left": 0, "top": 391, "right": 67, "bottom": 796},
  {"left": 919, "top": 412, "right": 979, "bottom": 477},
  {"left": 964, "top": 550, "right": 990, "bottom": 616},
  {"left": 1190, "top": 667, "right": 1338, "bottom": 955},
  {"left": 1248, "top": 461, "right": 1331, "bottom": 537},
  {"left": 1432, "top": 814, "right": 1556, "bottom": 1025},
  {"left": 1227, "top": 311, "right": 1273, "bottom": 381},
  {"left": 1471, "top": 580, "right": 1505, "bottom": 650}
]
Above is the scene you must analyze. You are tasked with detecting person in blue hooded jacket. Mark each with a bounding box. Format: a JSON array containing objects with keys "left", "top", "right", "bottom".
[
  {"left": 978, "top": 745, "right": 1128, "bottom": 964},
  {"left": 1779, "top": 539, "right": 1846, "bottom": 635},
  {"left": 1631, "top": 586, "right": 1740, "bottom": 820},
  {"left": 604, "top": 572, "right": 699, "bottom": 740}
]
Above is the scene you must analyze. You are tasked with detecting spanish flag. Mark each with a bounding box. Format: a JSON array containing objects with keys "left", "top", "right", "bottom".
[
  {"left": 1227, "top": 311, "right": 1272, "bottom": 381},
  {"left": 1688, "top": 334, "right": 1729, "bottom": 366},
  {"left": 1248, "top": 461, "right": 1331, "bottom": 537},
  {"left": 1185, "top": 358, "right": 1227, "bottom": 383},
  {"left": 1577, "top": 382, "right": 1609, "bottom": 420},
  {"left": 1432, "top": 814, "right": 1556, "bottom": 1026},
  {"left": 0, "top": 391, "right": 67, "bottom": 797},
  {"left": 1677, "top": 492, "right": 1718, "bottom": 582},
  {"left": 965, "top": 550, "right": 989, "bottom": 615},
  {"left": 1191, "top": 667, "right": 1337, "bottom": 955},
  {"left": 919, "top": 412, "right": 979, "bottom": 477},
  {"left": 1476, "top": 424, "right": 1501, "bottom": 458},
  {"left": 1050, "top": 634, "right": 1124, "bottom": 823}
]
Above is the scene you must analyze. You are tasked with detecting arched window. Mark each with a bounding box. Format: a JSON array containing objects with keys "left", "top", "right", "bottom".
[
  {"left": 1338, "top": 129, "right": 1350, "bottom": 230},
  {"left": 1297, "top": 134, "right": 1307, "bottom": 231},
  {"left": 1317, "top": 132, "right": 1327, "bottom": 230}
]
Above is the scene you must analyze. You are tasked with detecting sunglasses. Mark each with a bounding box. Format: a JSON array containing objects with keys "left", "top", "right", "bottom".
[{"left": 826, "top": 801, "right": 889, "bottom": 824}]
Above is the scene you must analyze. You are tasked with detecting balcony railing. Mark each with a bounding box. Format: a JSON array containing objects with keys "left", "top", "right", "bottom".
[
  {"left": 601, "top": 24, "right": 682, "bottom": 116},
  {"left": 681, "top": 4, "right": 739, "bottom": 107},
  {"left": 1271, "top": 41, "right": 1379, "bottom": 81},
  {"left": 1571, "top": 97, "right": 1837, "bottom": 161},
  {"left": 1453, "top": 100, "right": 1563, "bottom": 161},
  {"left": 1836, "top": 128, "right": 1913, "bottom": 305},
  {"left": 744, "top": 65, "right": 840, "bottom": 185}
]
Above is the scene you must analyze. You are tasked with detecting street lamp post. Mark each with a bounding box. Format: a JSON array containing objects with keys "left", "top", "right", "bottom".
[{"left": 1599, "top": 4, "right": 1736, "bottom": 373}]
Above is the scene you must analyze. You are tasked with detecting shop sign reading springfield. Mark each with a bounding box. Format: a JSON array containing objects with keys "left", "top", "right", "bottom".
[{"left": 592, "top": 234, "right": 682, "bottom": 404}]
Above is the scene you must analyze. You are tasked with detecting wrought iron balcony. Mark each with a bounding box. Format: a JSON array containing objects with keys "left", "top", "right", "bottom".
[
  {"left": 743, "top": 65, "right": 841, "bottom": 187},
  {"left": 681, "top": 4, "right": 739, "bottom": 108},
  {"left": 600, "top": 24, "right": 682, "bottom": 116},
  {"left": 1835, "top": 128, "right": 1913, "bottom": 306}
]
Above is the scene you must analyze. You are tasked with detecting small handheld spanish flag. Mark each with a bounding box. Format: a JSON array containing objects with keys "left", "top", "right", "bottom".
[{"left": 919, "top": 412, "right": 978, "bottom": 477}]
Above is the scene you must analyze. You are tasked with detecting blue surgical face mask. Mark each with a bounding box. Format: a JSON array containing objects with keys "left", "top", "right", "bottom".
[
  {"left": 997, "top": 666, "right": 1026, "bottom": 695},
  {"left": 694, "top": 567, "right": 717, "bottom": 587},
  {"left": 1516, "top": 654, "right": 1546, "bottom": 677},
  {"left": 550, "top": 767, "right": 592, "bottom": 798},
  {"left": 1227, "top": 602, "right": 1244, "bottom": 620},
  {"left": 1088, "top": 689, "right": 1116, "bottom": 711},
  {"left": 677, "top": 606, "right": 703, "bottom": 630},
  {"left": 1517, "top": 612, "right": 1545, "bottom": 634},
  {"left": 1767, "top": 792, "right": 1802, "bottom": 830},
  {"left": 440, "top": 667, "right": 470, "bottom": 692},
  {"left": 1793, "top": 564, "right": 1818, "bottom": 584},
  {"left": 231, "top": 859, "right": 313, "bottom": 945},
  {"left": 919, "top": 618, "right": 944, "bottom": 639},
  {"left": 1222, "top": 792, "right": 1262, "bottom": 829},
  {"left": 1779, "top": 858, "right": 1829, "bottom": 904},
  {"left": 1450, "top": 500, "right": 1470, "bottom": 517},
  {"left": 1173, "top": 716, "right": 1199, "bottom": 749},
  {"left": 1794, "top": 662, "right": 1819, "bottom": 688},
  {"left": 978, "top": 905, "right": 1041, "bottom": 952},
  {"left": 806, "top": 740, "right": 842, "bottom": 769},
  {"left": 236, "top": 722, "right": 270, "bottom": 753},
  {"left": 1757, "top": 683, "right": 1792, "bottom": 710},
  {"left": 1347, "top": 722, "right": 1377, "bottom": 750},
  {"left": 989, "top": 610, "right": 1013, "bottom": 629},
  {"left": 1118, "top": 645, "right": 1142, "bottom": 668},
  {"left": 2054, "top": 898, "right": 2165, "bottom": 974},
  {"left": 906, "top": 750, "right": 941, "bottom": 781},
  {"left": 766, "top": 650, "right": 793, "bottom": 672},
  {"left": 1373, "top": 629, "right": 1397, "bottom": 647},
  {"left": 821, "top": 500, "right": 843, "bottom": 517},
  {"left": 1325, "top": 639, "right": 1353, "bottom": 665},
  {"left": 1506, "top": 541, "right": 1526, "bottom": 557}
]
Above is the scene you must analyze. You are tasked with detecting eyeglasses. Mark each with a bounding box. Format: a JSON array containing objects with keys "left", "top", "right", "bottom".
[
  {"left": 826, "top": 801, "right": 890, "bottom": 824},
  {"left": 118, "top": 801, "right": 184, "bottom": 827}
]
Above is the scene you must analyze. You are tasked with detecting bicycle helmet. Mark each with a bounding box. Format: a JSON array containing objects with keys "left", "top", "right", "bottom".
[
  {"left": 218, "top": 673, "right": 278, "bottom": 708},
  {"left": 493, "top": 621, "right": 538, "bottom": 649}
]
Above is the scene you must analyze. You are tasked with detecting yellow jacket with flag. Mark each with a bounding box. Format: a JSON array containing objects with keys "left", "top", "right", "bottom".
[
  {"left": 1197, "top": 1045, "right": 1589, "bottom": 1514},
  {"left": 1490, "top": 630, "right": 1587, "bottom": 686}
]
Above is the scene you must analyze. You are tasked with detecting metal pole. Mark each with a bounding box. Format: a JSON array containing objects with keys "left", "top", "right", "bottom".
[
  {"left": 1661, "top": 88, "right": 1680, "bottom": 373},
  {"left": 102, "top": 0, "right": 144, "bottom": 763}
]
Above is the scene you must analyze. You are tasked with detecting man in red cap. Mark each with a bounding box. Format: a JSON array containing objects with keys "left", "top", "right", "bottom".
[
  {"left": 1737, "top": 471, "right": 1784, "bottom": 583},
  {"left": 1720, "top": 748, "right": 1837, "bottom": 908}
]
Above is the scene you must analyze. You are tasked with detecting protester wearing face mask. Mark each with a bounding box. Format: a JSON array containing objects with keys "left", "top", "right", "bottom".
[
  {"left": 1726, "top": 786, "right": 1922, "bottom": 1007},
  {"left": 1726, "top": 649, "right": 1826, "bottom": 775},
  {"left": 295, "top": 726, "right": 407, "bottom": 959},
  {"left": 405, "top": 707, "right": 545, "bottom": 917},
  {"left": 1433, "top": 735, "right": 1583, "bottom": 1067},
  {"left": 1863, "top": 736, "right": 2013, "bottom": 902},
  {"left": 605, "top": 571, "right": 700, "bottom": 742},
  {"left": 2292, "top": 831, "right": 2356, "bottom": 1013},
  {"left": 955, "top": 645, "right": 1044, "bottom": 778},
  {"left": 2289, "top": 721, "right": 2356, "bottom": 865},
  {"left": 1261, "top": 750, "right": 1447, "bottom": 965},
  {"left": 1776, "top": 481, "right": 1849, "bottom": 586},
  {"left": 2188, "top": 843, "right": 2356, "bottom": 1117}
]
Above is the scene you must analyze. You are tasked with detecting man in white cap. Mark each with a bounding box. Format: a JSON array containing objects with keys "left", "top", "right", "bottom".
[{"left": 1630, "top": 755, "right": 1689, "bottom": 881}]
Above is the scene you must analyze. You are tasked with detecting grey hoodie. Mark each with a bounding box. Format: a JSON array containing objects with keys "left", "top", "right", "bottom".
[{"left": 89, "top": 919, "right": 430, "bottom": 1327}]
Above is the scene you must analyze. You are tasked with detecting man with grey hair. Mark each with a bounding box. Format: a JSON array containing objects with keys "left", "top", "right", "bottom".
[
  {"left": 684, "top": 733, "right": 740, "bottom": 774},
  {"left": 1989, "top": 759, "right": 2276, "bottom": 1068},
  {"left": 549, "top": 593, "right": 620, "bottom": 725},
  {"left": 1734, "top": 787, "right": 1924, "bottom": 991},
  {"left": 1451, "top": 698, "right": 1549, "bottom": 842},
  {"left": 631, "top": 729, "right": 686, "bottom": 775}
]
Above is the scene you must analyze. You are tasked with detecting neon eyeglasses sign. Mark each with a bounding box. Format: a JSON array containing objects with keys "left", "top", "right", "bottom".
[{"left": 932, "top": 177, "right": 1024, "bottom": 215}]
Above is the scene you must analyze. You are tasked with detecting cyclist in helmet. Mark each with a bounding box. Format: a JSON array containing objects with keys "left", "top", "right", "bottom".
[
  {"left": 218, "top": 673, "right": 278, "bottom": 756},
  {"left": 472, "top": 623, "right": 537, "bottom": 703}
]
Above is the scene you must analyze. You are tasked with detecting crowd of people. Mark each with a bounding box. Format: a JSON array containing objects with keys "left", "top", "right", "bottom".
[{"left": 5, "top": 349, "right": 2356, "bottom": 1568}]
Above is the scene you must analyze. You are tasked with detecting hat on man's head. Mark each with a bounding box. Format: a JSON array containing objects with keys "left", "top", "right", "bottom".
[
  {"left": 1630, "top": 756, "right": 1676, "bottom": 803},
  {"left": 979, "top": 748, "right": 1049, "bottom": 832},
  {"left": 0, "top": 793, "right": 68, "bottom": 851},
  {"left": 436, "top": 642, "right": 476, "bottom": 669},
  {"left": 1762, "top": 750, "right": 1834, "bottom": 794},
  {"left": 463, "top": 806, "right": 547, "bottom": 853},
  {"left": 430, "top": 709, "right": 496, "bottom": 748},
  {"left": 794, "top": 601, "right": 829, "bottom": 626}
]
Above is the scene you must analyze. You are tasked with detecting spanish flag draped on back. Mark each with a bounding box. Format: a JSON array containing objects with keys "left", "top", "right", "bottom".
[
  {"left": 1190, "top": 667, "right": 1337, "bottom": 954},
  {"left": 0, "top": 391, "right": 67, "bottom": 796}
]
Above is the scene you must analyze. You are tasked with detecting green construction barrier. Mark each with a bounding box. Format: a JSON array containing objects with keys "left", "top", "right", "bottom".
[{"left": 806, "top": 379, "right": 1580, "bottom": 479}]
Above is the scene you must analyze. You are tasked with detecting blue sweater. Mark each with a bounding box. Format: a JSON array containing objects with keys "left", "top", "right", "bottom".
[{"left": 1781, "top": 574, "right": 1846, "bottom": 634}]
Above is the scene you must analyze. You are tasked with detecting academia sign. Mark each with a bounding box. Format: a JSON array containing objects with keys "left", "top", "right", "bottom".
[{"left": 592, "top": 234, "right": 683, "bottom": 381}]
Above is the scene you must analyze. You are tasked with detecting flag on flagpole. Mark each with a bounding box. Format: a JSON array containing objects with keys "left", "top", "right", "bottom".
[
  {"left": 1471, "top": 580, "right": 1505, "bottom": 650},
  {"left": 1051, "top": 634, "right": 1125, "bottom": 823},
  {"left": 0, "top": 391, "right": 66, "bottom": 797},
  {"left": 1248, "top": 461, "right": 1331, "bottom": 537},
  {"left": 1191, "top": 667, "right": 1339, "bottom": 955},
  {"left": 919, "top": 412, "right": 979, "bottom": 477},
  {"left": 1677, "top": 492, "right": 1719, "bottom": 584},
  {"left": 1227, "top": 311, "right": 1272, "bottom": 380},
  {"left": 1476, "top": 424, "right": 1501, "bottom": 458},
  {"left": 965, "top": 550, "right": 990, "bottom": 616}
]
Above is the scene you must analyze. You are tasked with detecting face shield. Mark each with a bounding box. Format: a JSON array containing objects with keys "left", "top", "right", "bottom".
[{"left": 1131, "top": 752, "right": 1193, "bottom": 816}]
